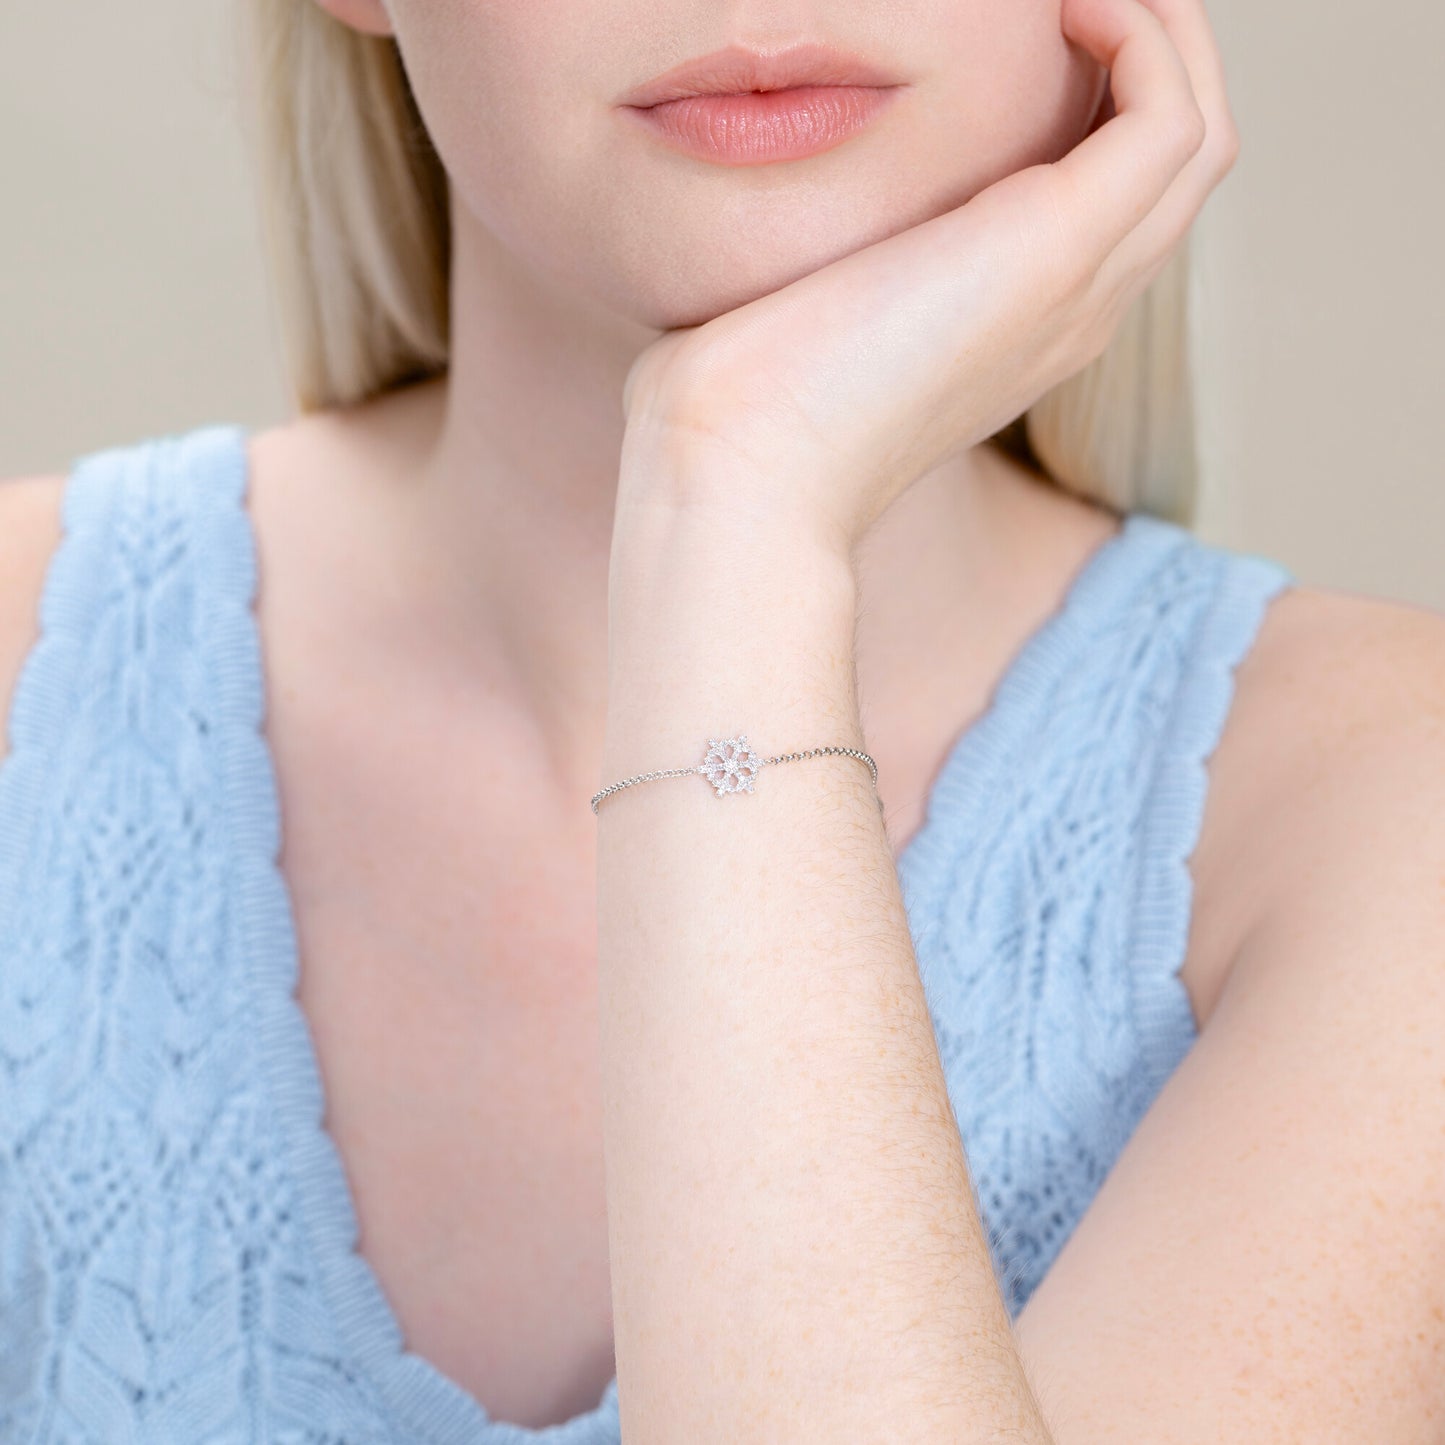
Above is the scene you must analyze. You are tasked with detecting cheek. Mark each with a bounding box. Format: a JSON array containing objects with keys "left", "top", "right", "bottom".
[
  {"left": 920, "top": 1, "right": 1103, "bottom": 191},
  {"left": 389, "top": 6, "right": 602, "bottom": 247}
]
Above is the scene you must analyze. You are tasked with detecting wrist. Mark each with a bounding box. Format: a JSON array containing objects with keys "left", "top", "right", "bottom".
[
  {"left": 607, "top": 493, "right": 859, "bottom": 635},
  {"left": 602, "top": 479, "right": 863, "bottom": 786},
  {"left": 614, "top": 424, "right": 855, "bottom": 574}
]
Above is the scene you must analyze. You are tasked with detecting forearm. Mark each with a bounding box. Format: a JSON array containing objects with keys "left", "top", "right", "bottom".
[{"left": 595, "top": 470, "right": 1052, "bottom": 1442}]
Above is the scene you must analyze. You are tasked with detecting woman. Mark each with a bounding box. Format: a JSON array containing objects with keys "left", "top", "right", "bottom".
[{"left": 1, "top": 0, "right": 1440, "bottom": 1438}]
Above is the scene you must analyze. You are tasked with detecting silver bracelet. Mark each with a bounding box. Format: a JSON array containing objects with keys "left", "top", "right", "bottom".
[{"left": 590, "top": 732, "right": 882, "bottom": 815}]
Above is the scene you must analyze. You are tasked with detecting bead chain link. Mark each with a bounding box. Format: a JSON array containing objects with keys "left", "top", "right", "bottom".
[{"left": 590, "top": 745, "right": 882, "bottom": 816}]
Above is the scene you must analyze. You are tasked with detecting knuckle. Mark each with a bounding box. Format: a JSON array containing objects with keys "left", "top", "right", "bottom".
[
  {"left": 1064, "top": 247, "right": 1103, "bottom": 315},
  {"left": 1215, "top": 118, "right": 1242, "bottom": 173},
  {"left": 1043, "top": 170, "right": 1098, "bottom": 298},
  {"left": 1186, "top": 103, "right": 1209, "bottom": 156},
  {"left": 1166, "top": 101, "right": 1208, "bottom": 162},
  {"left": 1069, "top": 279, "right": 1121, "bottom": 366}
]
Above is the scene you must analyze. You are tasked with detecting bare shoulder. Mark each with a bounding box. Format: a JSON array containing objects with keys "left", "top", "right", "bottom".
[
  {"left": 1228, "top": 579, "right": 1445, "bottom": 793},
  {"left": 0, "top": 471, "right": 71, "bottom": 772},
  {"left": 1012, "top": 578, "right": 1445, "bottom": 1439},
  {"left": 1203, "top": 578, "right": 1445, "bottom": 997}
]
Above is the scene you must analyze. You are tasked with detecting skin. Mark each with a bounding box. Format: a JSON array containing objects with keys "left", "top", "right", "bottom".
[
  {"left": 4, "top": 0, "right": 1443, "bottom": 1433},
  {"left": 589, "top": 0, "right": 1223, "bottom": 1432},
  {"left": 303, "top": 0, "right": 1113, "bottom": 796},
  {"left": 242, "top": 0, "right": 1144, "bottom": 1421},
  {"left": 309, "top": 0, "right": 1443, "bottom": 1434}
]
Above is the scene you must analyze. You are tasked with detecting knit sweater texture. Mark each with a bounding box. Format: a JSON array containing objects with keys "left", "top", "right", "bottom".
[{"left": 0, "top": 423, "right": 1295, "bottom": 1442}]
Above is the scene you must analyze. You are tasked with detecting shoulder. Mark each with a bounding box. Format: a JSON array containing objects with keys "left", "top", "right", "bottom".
[
  {"left": 1011, "top": 573, "right": 1445, "bottom": 1439},
  {"left": 1202, "top": 577, "right": 1445, "bottom": 999},
  {"left": 0, "top": 471, "right": 70, "bottom": 772},
  {"left": 1226, "top": 580, "right": 1444, "bottom": 823},
  {"left": 0, "top": 419, "right": 269, "bottom": 778}
]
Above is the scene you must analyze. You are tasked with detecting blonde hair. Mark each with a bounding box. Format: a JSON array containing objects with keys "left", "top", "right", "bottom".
[{"left": 237, "top": 3, "right": 1199, "bottom": 527}]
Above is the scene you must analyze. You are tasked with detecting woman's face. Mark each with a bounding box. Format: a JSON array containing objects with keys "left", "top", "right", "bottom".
[{"left": 362, "top": 1, "right": 1104, "bottom": 331}]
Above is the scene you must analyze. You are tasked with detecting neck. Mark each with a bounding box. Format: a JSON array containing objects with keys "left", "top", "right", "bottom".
[{"left": 305, "top": 202, "right": 1103, "bottom": 803}]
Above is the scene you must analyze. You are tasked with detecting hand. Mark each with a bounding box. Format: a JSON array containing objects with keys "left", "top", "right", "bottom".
[{"left": 619, "top": 0, "right": 1238, "bottom": 558}]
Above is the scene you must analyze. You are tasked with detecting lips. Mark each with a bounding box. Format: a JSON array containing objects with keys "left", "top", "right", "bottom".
[{"left": 619, "top": 41, "right": 902, "bottom": 110}]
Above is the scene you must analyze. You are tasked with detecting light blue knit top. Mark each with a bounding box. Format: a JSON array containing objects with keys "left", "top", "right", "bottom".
[{"left": 0, "top": 423, "right": 1294, "bottom": 1442}]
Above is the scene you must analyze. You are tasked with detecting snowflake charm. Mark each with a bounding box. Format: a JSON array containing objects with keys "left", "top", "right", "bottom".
[{"left": 700, "top": 735, "right": 764, "bottom": 797}]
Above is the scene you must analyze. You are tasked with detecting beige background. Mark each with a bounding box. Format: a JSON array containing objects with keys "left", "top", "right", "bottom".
[{"left": 2, "top": 2, "right": 1441, "bottom": 608}]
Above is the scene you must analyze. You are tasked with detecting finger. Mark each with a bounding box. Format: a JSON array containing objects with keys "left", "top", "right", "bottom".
[
  {"left": 1094, "top": 0, "right": 1240, "bottom": 305},
  {"left": 1133, "top": 0, "right": 1238, "bottom": 153},
  {"left": 1048, "top": 0, "right": 1207, "bottom": 265}
]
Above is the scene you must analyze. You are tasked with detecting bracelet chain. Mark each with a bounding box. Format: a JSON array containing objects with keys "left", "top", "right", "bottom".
[{"left": 591, "top": 738, "right": 882, "bottom": 816}]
